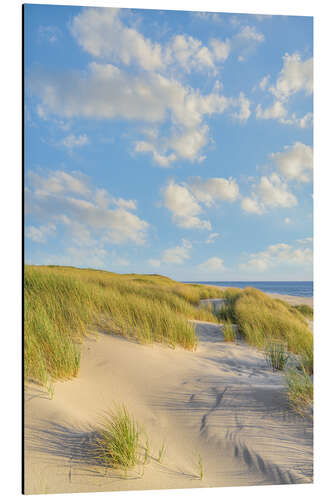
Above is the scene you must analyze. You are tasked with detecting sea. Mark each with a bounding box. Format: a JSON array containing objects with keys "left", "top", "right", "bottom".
[{"left": 185, "top": 281, "right": 313, "bottom": 298}]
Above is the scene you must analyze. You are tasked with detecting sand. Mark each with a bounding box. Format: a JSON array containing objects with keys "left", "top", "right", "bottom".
[{"left": 24, "top": 294, "right": 313, "bottom": 494}]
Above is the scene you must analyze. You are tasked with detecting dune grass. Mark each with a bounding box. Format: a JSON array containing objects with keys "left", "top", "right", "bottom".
[
  {"left": 264, "top": 340, "right": 289, "bottom": 371},
  {"left": 222, "top": 320, "right": 236, "bottom": 342},
  {"left": 217, "top": 287, "right": 313, "bottom": 374},
  {"left": 292, "top": 304, "right": 313, "bottom": 319},
  {"left": 96, "top": 405, "right": 141, "bottom": 471},
  {"left": 24, "top": 265, "right": 224, "bottom": 385},
  {"left": 285, "top": 367, "right": 313, "bottom": 416}
]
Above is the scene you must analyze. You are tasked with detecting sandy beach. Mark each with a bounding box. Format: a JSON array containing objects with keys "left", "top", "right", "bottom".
[{"left": 24, "top": 292, "right": 313, "bottom": 494}]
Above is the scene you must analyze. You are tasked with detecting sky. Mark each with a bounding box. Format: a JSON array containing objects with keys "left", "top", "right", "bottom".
[{"left": 24, "top": 4, "right": 313, "bottom": 281}]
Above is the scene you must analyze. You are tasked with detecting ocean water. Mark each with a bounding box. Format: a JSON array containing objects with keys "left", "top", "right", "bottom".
[{"left": 186, "top": 281, "right": 313, "bottom": 298}]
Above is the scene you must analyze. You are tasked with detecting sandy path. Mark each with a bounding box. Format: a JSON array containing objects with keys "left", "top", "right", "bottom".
[{"left": 25, "top": 319, "right": 313, "bottom": 494}]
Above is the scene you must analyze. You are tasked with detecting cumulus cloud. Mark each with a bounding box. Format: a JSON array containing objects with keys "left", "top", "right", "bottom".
[
  {"left": 271, "top": 142, "right": 313, "bottom": 182},
  {"left": 188, "top": 177, "right": 240, "bottom": 206},
  {"left": 71, "top": 8, "right": 163, "bottom": 71},
  {"left": 162, "top": 239, "right": 192, "bottom": 264},
  {"left": 241, "top": 196, "right": 264, "bottom": 215},
  {"left": 198, "top": 257, "right": 225, "bottom": 272},
  {"left": 269, "top": 53, "right": 313, "bottom": 101},
  {"left": 163, "top": 176, "right": 240, "bottom": 230},
  {"left": 237, "top": 25, "right": 265, "bottom": 43},
  {"left": 232, "top": 25, "right": 265, "bottom": 62},
  {"left": 257, "top": 174, "right": 297, "bottom": 208},
  {"left": 240, "top": 240, "right": 313, "bottom": 272},
  {"left": 71, "top": 8, "right": 230, "bottom": 75},
  {"left": 210, "top": 38, "right": 231, "bottom": 62},
  {"left": 256, "top": 100, "right": 287, "bottom": 120},
  {"left": 232, "top": 92, "right": 251, "bottom": 122},
  {"left": 26, "top": 169, "right": 149, "bottom": 246},
  {"left": 32, "top": 8, "right": 253, "bottom": 166},
  {"left": 32, "top": 62, "right": 239, "bottom": 164},
  {"left": 163, "top": 181, "right": 211, "bottom": 230},
  {"left": 242, "top": 173, "right": 297, "bottom": 214},
  {"left": 256, "top": 53, "right": 313, "bottom": 128}
]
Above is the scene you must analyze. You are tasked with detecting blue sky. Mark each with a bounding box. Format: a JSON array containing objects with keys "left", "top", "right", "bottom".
[{"left": 24, "top": 4, "right": 313, "bottom": 281}]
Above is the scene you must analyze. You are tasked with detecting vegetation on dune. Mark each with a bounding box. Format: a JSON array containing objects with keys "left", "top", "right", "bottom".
[
  {"left": 216, "top": 287, "right": 313, "bottom": 374},
  {"left": 25, "top": 265, "right": 313, "bottom": 414},
  {"left": 264, "top": 340, "right": 289, "bottom": 371},
  {"left": 96, "top": 405, "right": 142, "bottom": 472},
  {"left": 285, "top": 367, "right": 313, "bottom": 416},
  {"left": 24, "top": 265, "right": 224, "bottom": 385},
  {"left": 215, "top": 286, "right": 313, "bottom": 413}
]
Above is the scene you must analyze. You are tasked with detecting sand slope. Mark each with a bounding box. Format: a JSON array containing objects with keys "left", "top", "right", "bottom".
[{"left": 25, "top": 316, "right": 313, "bottom": 494}]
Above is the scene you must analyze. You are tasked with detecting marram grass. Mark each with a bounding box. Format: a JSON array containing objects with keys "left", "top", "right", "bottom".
[
  {"left": 24, "top": 265, "right": 224, "bottom": 385},
  {"left": 96, "top": 405, "right": 141, "bottom": 471},
  {"left": 217, "top": 287, "right": 313, "bottom": 374}
]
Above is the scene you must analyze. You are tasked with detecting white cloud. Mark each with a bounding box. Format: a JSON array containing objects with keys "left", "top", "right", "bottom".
[
  {"left": 256, "top": 100, "right": 288, "bottom": 120},
  {"left": 241, "top": 173, "right": 297, "bottom": 215},
  {"left": 71, "top": 8, "right": 163, "bottom": 72},
  {"left": 256, "top": 101, "right": 313, "bottom": 128},
  {"left": 188, "top": 176, "right": 240, "bottom": 206},
  {"left": 71, "top": 8, "right": 229, "bottom": 76},
  {"left": 168, "top": 125, "right": 210, "bottom": 162},
  {"left": 241, "top": 196, "right": 264, "bottom": 215},
  {"left": 25, "top": 222, "right": 56, "bottom": 243},
  {"left": 30, "top": 170, "right": 90, "bottom": 197},
  {"left": 165, "top": 34, "right": 215, "bottom": 73},
  {"left": 240, "top": 240, "right": 313, "bottom": 272},
  {"left": 269, "top": 52, "right": 313, "bottom": 101},
  {"left": 62, "top": 134, "right": 89, "bottom": 149},
  {"left": 232, "top": 92, "right": 251, "bottom": 122},
  {"left": 256, "top": 53, "right": 313, "bottom": 128},
  {"left": 163, "top": 181, "right": 211, "bottom": 230},
  {"left": 236, "top": 26, "right": 265, "bottom": 43},
  {"left": 33, "top": 62, "right": 238, "bottom": 164},
  {"left": 271, "top": 142, "right": 313, "bottom": 183},
  {"left": 33, "top": 8, "right": 256, "bottom": 166},
  {"left": 257, "top": 173, "right": 297, "bottom": 208},
  {"left": 198, "top": 257, "right": 225, "bottom": 272},
  {"left": 162, "top": 240, "right": 191, "bottom": 264},
  {"left": 205, "top": 232, "right": 219, "bottom": 244},
  {"left": 210, "top": 38, "right": 231, "bottom": 62},
  {"left": 27, "top": 170, "right": 149, "bottom": 246}
]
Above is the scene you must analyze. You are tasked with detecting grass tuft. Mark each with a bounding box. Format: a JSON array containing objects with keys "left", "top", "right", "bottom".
[
  {"left": 158, "top": 441, "right": 166, "bottom": 464},
  {"left": 222, "top": 320, "right": 236, "bottom": 342},
  {"left": 96, "top": 405, "right": 141, "bottom": 471},
  {"left": 285, "top": 367, "right": 313, "bottom": 416},
  {"left": 264, "top": 340, "right": 289, "bottom": 371}
]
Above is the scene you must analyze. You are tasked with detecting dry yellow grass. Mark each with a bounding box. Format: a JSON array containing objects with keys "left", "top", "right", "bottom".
[{"left": 24, "top": 265, "right": 224, "bottom": 385}]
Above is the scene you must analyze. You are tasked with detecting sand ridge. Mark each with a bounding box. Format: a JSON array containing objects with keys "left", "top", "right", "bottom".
[{"left": 24, "top": 299, "right": 313, "bottom": 494}]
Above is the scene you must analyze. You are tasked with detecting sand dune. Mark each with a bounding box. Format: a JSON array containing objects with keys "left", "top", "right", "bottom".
[{"left": 24, "top": 301, "right": 313, "bottom": 494}]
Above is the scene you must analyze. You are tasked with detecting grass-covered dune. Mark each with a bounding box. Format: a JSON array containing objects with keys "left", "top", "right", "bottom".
[
  {"left": 24, "top": 265, "right": 224, "bottom": 386},
  {"left": 218, "top": 287, "right": 313, "bottom": 374},
  {"left": 25, "top": 265, "right": 313, "bottom": 395}
]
